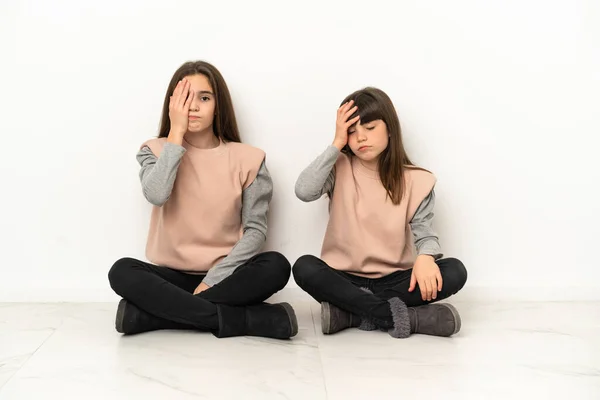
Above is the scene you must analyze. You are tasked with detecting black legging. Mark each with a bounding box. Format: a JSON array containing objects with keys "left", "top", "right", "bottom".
[
  {"left": 292, "top": 255, "right": 467, "bottom": 329},
  {"left": 109, "top": 251, "right": 291, "bottom": 331}
]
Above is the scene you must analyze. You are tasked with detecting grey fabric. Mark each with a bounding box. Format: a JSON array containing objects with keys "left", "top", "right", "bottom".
[
  {"left": 137, "top": 143, "right": 185, "bottom": 206},
  {"left": 410, "top": 191, "right": 443, "bottom": 259},
  {"left": 294, "top": 145, "right": 338, "bottom": 201},
  {"left": 387, "top": 297, "right": 411, "bottom": 338}
]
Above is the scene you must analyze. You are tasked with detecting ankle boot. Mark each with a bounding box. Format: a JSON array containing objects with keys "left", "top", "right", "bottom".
[
  {"left": 408, "top": 303, "right": 461, "bottom": 337},
  {"left": 320, "top": 302, "right": 361, "bottom": 334},
  {"left": 386, "top": 298, "right": 462, "bottom": 338},
  {"left": 321, "top": 287, "right": 378, "bottom": 334},
  {"left": 115, "top": 299, "right": 190, "bottom": 335},
  {"left": 215, "top": 302, "right": 298, "bottom": 339}
]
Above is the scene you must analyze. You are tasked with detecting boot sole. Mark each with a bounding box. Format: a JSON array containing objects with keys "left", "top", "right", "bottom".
[
  {"left": 280, "top": 302, "right": 299, "bottom": 338},
  {"left": 115, "top": 299, "right": 127, "bottom": 334},
  {"left": 321, "top": 302, "right": 331, "bottom": 334},
  {"left": 442, "top": 303, "right": 461, "bottom": 335}
]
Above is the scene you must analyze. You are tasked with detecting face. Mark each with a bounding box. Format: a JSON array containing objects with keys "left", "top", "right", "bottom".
[
  {"left": 347, "top": 119, "right": 389, "bottom": 163},
  {"left": 184, "top": 74, "right": 216, "bottom": 133}
]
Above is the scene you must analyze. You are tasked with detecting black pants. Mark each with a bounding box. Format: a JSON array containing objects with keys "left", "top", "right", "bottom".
[
  {"left": 292, "top": 255, "right": 467, "bottom": 329},
  {"left": 108, "top": 251, "right": 291, "bottom": 332}
]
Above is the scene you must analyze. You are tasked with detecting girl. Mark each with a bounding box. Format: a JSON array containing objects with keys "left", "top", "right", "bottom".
[
  {"left": 292, "top": 87, "right": 467, "bottom": 338},
  {"left": 109, "top": 61, "right": 297, "bottom": 340}
]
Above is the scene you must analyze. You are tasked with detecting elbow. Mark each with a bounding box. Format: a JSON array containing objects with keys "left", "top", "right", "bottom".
[
  {"left": 246, "top": 226, "right": 267, "bottom": 243},
  {"left": 143, "top": 190, "right": 169, "bottom": 207},
  {"left": 294, "top": 181, "right": 317, "bottom": 202}
]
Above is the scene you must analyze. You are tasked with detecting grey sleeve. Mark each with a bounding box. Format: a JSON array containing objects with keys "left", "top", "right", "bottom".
[
  {"left": 410, "top": 190, "right": 443, "bottom": 260},
  {"left": 202, "top": 160, "right": 273, "bottom": 287},
  {"left": 136, "top": 143, "right": 186, "bottom": 206},
  {"left": 294, "top": 145, "right": 339, "bottom": 201}
]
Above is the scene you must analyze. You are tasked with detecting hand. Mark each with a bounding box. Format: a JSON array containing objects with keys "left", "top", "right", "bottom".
[
  {"left": 409, "top": 255, "right": 443, "bottom": 301},
  {"left": 332, "top": 100, "right": 360, "bottom": 150},
  {"left": 193, "top": 282, "right": 211, "bottom": 295},
  {"left": 168, "top": 78, "right": 194, "bottom": 140}
]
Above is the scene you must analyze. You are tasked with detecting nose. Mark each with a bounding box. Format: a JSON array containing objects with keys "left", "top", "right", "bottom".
[
  {"left": 189, "top": 93, "right": 200, "bottom": 111},
  {"left": 356, "top": 127, "right": 367, "bottom": 142}
]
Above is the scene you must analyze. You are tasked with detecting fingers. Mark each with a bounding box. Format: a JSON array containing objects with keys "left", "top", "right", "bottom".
[
  {"left": 337, "top": 100, "right": 354, "bottom": 116},
  {"left": 423, "top": 278, "right": 437, "bottom": 302},
  {"left": 430, "top": 277, "right": 438, "bottom": 300},
  {"left": 338, "top": 101, "right": 359, "bottom": 122},
  {"left": 184, "top": 87, "right": 194, "bottom": 111},
  {"left": 170, "top": 79, "right": 193, "bottom": 112},
  {"left": 409, "top": 272, "right": 417, "bottom": 292},
  {"left": 172, "top": 80, "right": 183, "bottom": 102},
  {"left": 437, "top": 271, "right": 443, "bottom": 291},
  {"left": 419, "top": 278, "right": 428, "bottom": 301},
  {"left": 346, "top": 115, "right": 360, "bottom": 127},
  {"left": 176, "top": 79, "right": 190, "bottom": 109},
  {"left": 427, "top": 279, "right": 434, "bottom": 301},
  {"left": 343, "top": 105, "right": 358, "bottom": 123}
]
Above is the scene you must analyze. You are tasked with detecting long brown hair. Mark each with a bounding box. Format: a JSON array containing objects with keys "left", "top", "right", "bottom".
[
  {"left": 341, "top": 87, "right": 415, "bottom": 205},
  {"left": 158, "top": 61, "right": 241, "bottom": 143}
]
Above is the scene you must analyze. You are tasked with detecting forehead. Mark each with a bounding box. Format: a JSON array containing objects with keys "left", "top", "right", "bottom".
[
  {"left": 185, "top": 74, "right": 213, "bottom": 92},
  {"left": 350, "top": 119, "right": 382, "bottom": 129}
]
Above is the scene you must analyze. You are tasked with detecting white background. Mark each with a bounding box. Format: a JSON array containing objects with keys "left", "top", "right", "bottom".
[{"left": 1, "top": 0, "right": 598, "bottom": 301}]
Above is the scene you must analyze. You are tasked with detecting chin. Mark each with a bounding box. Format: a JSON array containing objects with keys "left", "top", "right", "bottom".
[
  {"left": 188, "top": 126, "right": 208, "bottom": 133},
  {"left": 355, "top": 153, "right": 378, "bottom": 162}
]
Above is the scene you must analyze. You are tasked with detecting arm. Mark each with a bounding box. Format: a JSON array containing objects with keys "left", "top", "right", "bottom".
[
  {"left": 201, "top": 160, "right": 273, "bottom": 287},
  {"left": 294, "top": 145, "right": 339, "bottom": 202},
  {"left": 136, "top": 143, "right": 186, "bottom": 206},
  {"left": 408, "top": 190, "right": 445, "bottom": 300},
  {"left": 409, "top": 190, "right": 443, "bottom": 260},
  {"left": 294, "top": 100, "right": 359, "bottom": 202}
]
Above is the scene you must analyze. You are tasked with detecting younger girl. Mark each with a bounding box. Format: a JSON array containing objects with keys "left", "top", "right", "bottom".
[
  {"left": 293, "top": 87, "right": 467, "bottom": 338},
  {"left": 109, "top": 61, "right": 297, "bottom": 340}
]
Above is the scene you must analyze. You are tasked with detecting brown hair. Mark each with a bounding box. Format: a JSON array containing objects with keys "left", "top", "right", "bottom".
[
  {"left": 158, "top": 61, "right": 241, "bottom": 143},
  {"left": 341, "top": 87, "right": 416, "bottom": 205}
]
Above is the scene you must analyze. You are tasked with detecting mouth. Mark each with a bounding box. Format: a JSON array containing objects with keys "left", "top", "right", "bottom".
[
  {"left": 358, "top": 146, "right": 371, "bottom": 151},
  {"left": 188, "top": 116, "right": 200, "bottom": 120}
]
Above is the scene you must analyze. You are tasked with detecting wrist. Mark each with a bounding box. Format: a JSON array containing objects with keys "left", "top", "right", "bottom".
[
  {"left": 332, "top": 140, "right": 346, "bottom": 151},
  {"left": 167, "top": 130, "right": 185, "bottom": 145}
]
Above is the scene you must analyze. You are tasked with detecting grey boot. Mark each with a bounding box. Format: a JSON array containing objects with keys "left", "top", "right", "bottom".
[
  {"left": 408, "top": 303, "right": 461, "bottom": 337},
  {"left": 321, "top": 302, "right": 361, "bottom": 334},
  {"left": 321, "top": 288, "right": 378, "bottom": 334}
]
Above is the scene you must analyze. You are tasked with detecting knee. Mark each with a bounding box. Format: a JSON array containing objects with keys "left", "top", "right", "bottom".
[
  {"left": 292, "top": 255, "right": 322, "bottom": 286},
  {"left": 444, "top": 258, "right": 468, "bottom": 292},
  {"left": 261, "top": 251, "right": 291, "bottom": 283},
  {"left": 108, "top": 257, "right": 136, "bottom": 294}
]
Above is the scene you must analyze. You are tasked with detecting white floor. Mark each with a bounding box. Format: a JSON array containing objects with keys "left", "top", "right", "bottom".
[{"left": 1, "top": 290, "right": 599, "bottom": 400}]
